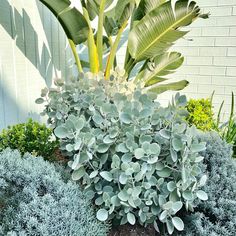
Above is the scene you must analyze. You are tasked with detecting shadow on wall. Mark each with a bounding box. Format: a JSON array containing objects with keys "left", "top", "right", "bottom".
[
  {"left": 36, "top": 0, "right": 74, "bottom": 79},
  {"left": 0, "top": 69, "right": 40, "bottom": 130},
  {"left": 36, "top": 0, "right": 129, "bottom": 74},
  {"left": 0, "top": 0, "right": 59, "bottom": 87}
]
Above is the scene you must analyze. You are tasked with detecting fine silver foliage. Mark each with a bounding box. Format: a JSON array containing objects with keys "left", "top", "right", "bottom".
[
  {"left": 180, "top": 132, "right": 236, "bottom": 236},
  {"left": 0, "top": 149, "right": 109, "bottom": 236}
]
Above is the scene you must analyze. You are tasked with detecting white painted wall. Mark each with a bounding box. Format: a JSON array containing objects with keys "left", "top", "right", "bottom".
[
  {"left": 0, "top": 0, "right": 236, "bottom": 129},
  {"left": 0, "top": 0, "right": 74, "bottom": 130}
]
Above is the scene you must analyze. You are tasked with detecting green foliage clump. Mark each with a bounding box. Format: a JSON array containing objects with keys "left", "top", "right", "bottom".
[
  {"left": 0, "top": 119, "right": 59, "bottom": 161},
  {"left": 0, "top": 149, "right": 109, "bottom": 236},
  {"left": 180, "top": 132, "right": 236, "bottom": 236},
  {"left": 38, "top": 75, "right": 208, "bottom": 235},
  {"left": 186, "top": 98, "right": 215, "bottom": 131}
]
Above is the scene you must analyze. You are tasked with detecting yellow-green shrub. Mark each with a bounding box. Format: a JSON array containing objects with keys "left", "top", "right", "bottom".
[{"left": 186, "top": 98, "right": 215, "bottom": 131}]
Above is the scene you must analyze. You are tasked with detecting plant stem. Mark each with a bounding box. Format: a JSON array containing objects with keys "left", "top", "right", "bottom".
[
  {"left": 68, "top": 39, "right": 83, "bottom": 73},
  {"left": 83, "top": 7, "right": 99, "bottom": 74},
  {"left": 97, "top": 0, "right": 106, "bottom": 71},
  {"left": 125, "top": 57, "right": 136, "bottom": 77},
  {"left": 105, "top": 20, "right": 128, "bottom": 80}
]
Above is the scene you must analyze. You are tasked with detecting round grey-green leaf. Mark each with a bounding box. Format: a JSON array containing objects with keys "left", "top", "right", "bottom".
[
  {"left": 127, "top": 212, "right": 136, "bottom": 225},
  {"left": 156, "top": 168, "right": 171, "bottom": 177},
  {"left": 172, "top": 138, "right": 183, "bottom": 152},
  {"left": 118, "top": 190, "right": 129, "bottom": 201},
  {"left": 159, "top": 210, "right": 168, "bottom": 222},
  {"left": 120, "top": 112, "right": 132, "bottom": 124},
  {"left": 85, "top": 190, "right": 95, "bottom": 200},
  {"left": 100, "top": 171, "right": 113, "bottom": 182},
  {"left": 35, "top": 98, "right": 44, "bottom": 104},
  {"left": 183, "top": 191, "right": 193, "bottom": 201},
  {"left": 172, "top": 201, "right": 183, "bottom": 213},
  {"left": 71, "top": 167, "right": 86, "bottom": 181},
  {"left": 121, "top": 153, "right": 132, "bottom": 163},
  {"left": 149, "top": 143, "right": 160, "bottom": 155},
  {"left": 196, "top": 190, "right": 208, "bottom": 200},
  {"left": 40, "top": 87, "right": 48, "bottom": 97},
  {"left": 167, "top": 220, "right": 174, "bottom": 235},
  {"left": 66, "top": 144, "right": 74, "bottom": 152},
  {"left": 172, "top": 217, "right": 184, "bottom": 231},
  {"left": 54, "top": 126, "right": 68, "bottom": 139},
  {"left": 195, "top": 156, "right": 204, "bottom": 163},
  {"left": 170, "top": 148, "right": 177, "bottom": 162},
  {"left": 167, "top": 181, "right": 176, "bottom": 192},
  {"left": 103, "top": 135, "right": 114, "bottom": 144},
  {"left": 119, "top": 173, "right": 128, "bottom": 185},
  {"left": 191, "top": 143, "right": 206, "bottom": 152},
  {"left": 96, "top": 209, "right": 109, "bottom": 222},
  {"left": 93, "top": 114, "right": 103, "bottom": 125},
  {"left": 89, "top": 170, "right": 98, "bottom": 178},
  {"left": 147, "top": 156, "right": 158, "bottom": 164},
  {"left": 75, "top": 118, "right": 85, "bottom": 130},
  {"left": 199, "top": 175, "right": 207, "bottom": 187},
  {"left": 97, "top": 144, "right": 109, "bottom": 153},
  {"left": 134, "top": 148, "right": 145, "bottom": 159}
]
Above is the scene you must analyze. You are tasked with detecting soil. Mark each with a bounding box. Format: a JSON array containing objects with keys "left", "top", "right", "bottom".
[
  {"left": 109, "top": 224, "right": 159, "bottom": 236},
  {"left": 53, "top": 148, "right": 68, "bottom": 164}
]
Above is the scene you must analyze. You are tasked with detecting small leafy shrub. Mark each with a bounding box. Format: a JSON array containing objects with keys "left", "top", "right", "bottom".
[
  {"left": 186, "top": 98, "right": 215, "bottom": 131},
  {"left": 0, "top": 119, "right": 59, "bottom": 161},
  {"left": 180, "top": 132, "right": 236, "bottom": 236},
  {"left": 0, "top": 149, "right": 109, "bottom": 236},
  {"left": 38, "top": 75, "right": 208, "bottom": 235}
]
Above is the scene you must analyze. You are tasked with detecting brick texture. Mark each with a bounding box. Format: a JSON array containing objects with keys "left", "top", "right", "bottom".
[{"left": 158, "top": 0, "right": 236, "bottom": 118}]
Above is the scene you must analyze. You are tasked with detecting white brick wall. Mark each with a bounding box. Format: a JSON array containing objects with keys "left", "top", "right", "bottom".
[{"left": 158, "top": 0, "right": 236, "bottom": 119}]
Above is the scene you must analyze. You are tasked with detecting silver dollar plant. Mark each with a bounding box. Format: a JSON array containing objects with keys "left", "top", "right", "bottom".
[{"left": 37, "top": 73, "right": 208, "bottom": 235}]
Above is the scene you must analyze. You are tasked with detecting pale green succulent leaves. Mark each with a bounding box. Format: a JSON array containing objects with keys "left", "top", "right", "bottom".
[{"left": 37, "top": 75, "right": 208, "bottom": 234}]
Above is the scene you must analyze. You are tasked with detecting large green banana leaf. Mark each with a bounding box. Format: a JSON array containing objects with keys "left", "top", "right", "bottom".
[
  {"left": 104, "top": 0, "right": 136, "bottom": 36},
  {"left": 135, "top": 52, "right": 184, "bottom": 86},
  {"left": 39, "top": 0, "right": 89, "bottom": 45},
  {"left": 133, "top": 0, "right": 166, "bottom": 21},
  {"left": 128, "top": 0, "right": 201, "bottom": 62},
  {"left": 124, "top": 0, "right": 166, "bottom": 74},
  {"left": 85, "top": 0, "right": 114, "bottom": 21},
  {"left": 146, "top": 80, "right": 189, "bottom": 94}
]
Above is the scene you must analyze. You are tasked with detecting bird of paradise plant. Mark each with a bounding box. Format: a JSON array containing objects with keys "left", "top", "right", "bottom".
[{"left": 39, "top": 0, "right": 208, "bottom": 94}]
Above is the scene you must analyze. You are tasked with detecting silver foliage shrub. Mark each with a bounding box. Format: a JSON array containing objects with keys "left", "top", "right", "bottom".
[
  {"left": 0, "top": 149, "right": 109, "bottom": 236},
  {"left": 180, "top": 132, "right": 236, "bottom": 236},
  {"left": 38, "top": 74, "right": 208, "bottom": 235}
]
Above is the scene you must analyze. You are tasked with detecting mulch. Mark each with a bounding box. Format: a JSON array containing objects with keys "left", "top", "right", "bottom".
[{"left": 109, "top": 224, "right": 159, "bottom": 236}]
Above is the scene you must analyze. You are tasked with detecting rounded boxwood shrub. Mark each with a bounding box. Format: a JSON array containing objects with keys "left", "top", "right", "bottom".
[
  {"left": 37, "top": 75, "right": 208, "bottom": 235},
  {"left": 180, "top": 132, "right": 236, "bottom": 236},
  {"left": 0, "top": 119, "right": 59, "bottom": 161},
  {"left": 0, "top": 149, "right": 109, "bottom": 236}
]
